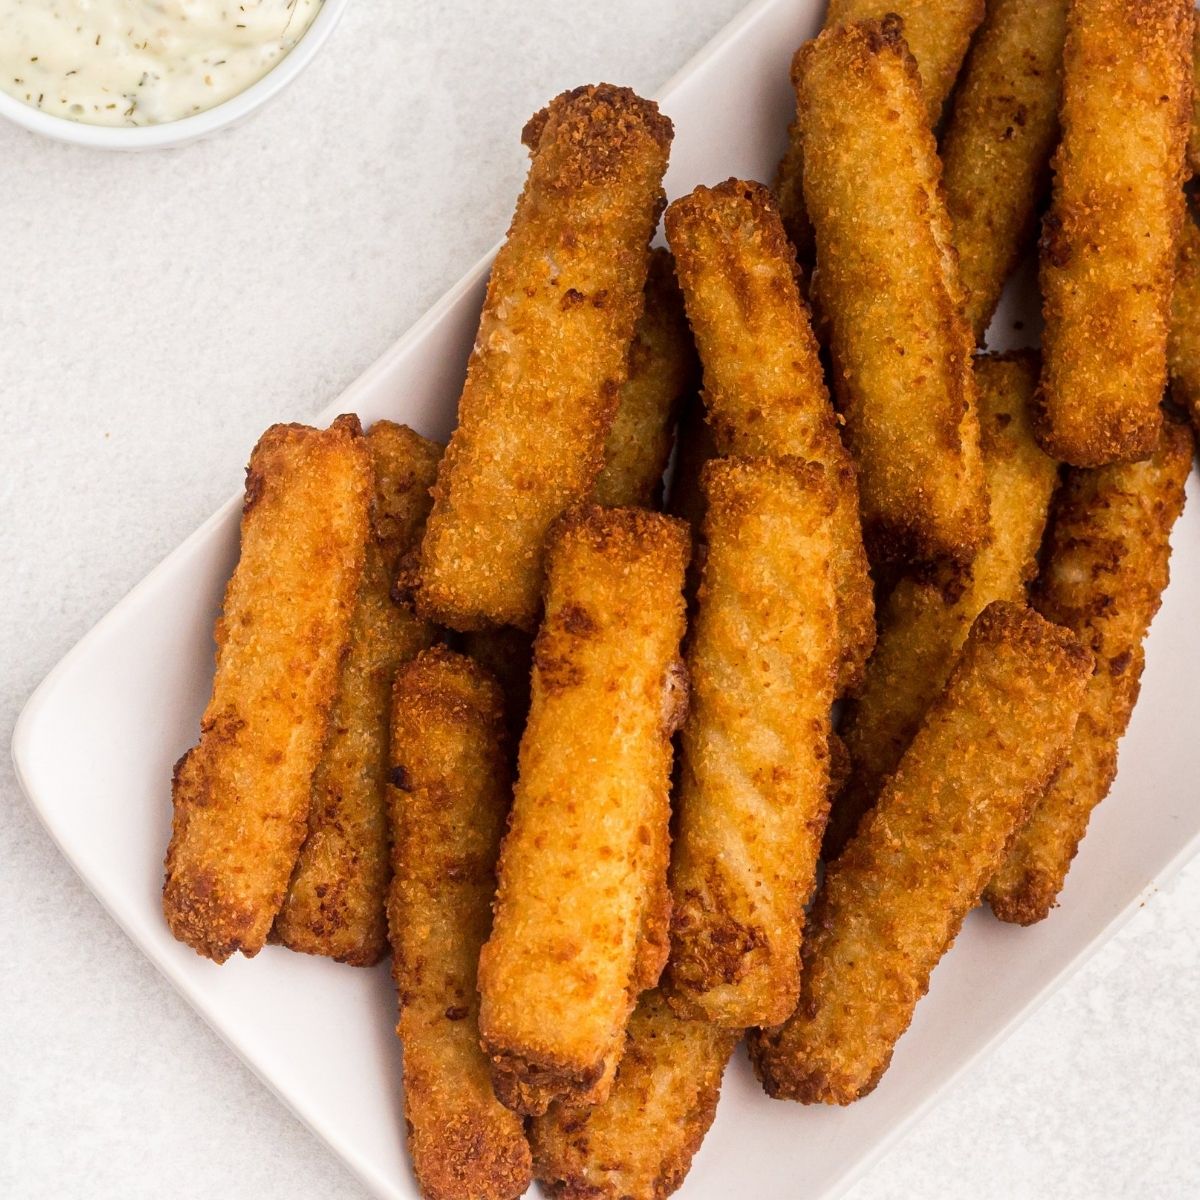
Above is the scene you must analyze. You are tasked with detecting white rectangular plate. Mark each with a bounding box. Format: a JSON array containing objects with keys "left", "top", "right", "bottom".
[{"left": 13, "top": 1, "right": 1200, "bottom": 1197}]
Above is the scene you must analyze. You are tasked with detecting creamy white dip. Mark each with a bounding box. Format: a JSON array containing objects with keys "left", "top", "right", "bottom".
[{"left": 0, "top": 0, "right": 323, "bottom": 127}]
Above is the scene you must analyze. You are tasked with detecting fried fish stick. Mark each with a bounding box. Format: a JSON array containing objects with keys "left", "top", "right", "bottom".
[
  {"left": 987, "top": 420, "right": 1193, "bottom": 925},
  {"left": 163, "top": 417, "right": 371, "bottom": 963},
  {"left": 478, "top": 508, "right": 689, "bottom": 1115},
  {"left": 794, "top": 18, "right": 987, "bottom": 568},
  {"left": 827, "top": 352, "right": 1059, "bottom": 857},
  {"left": 530, "top": 991, "right": 739, "bottom": 1200},
  {"left": 417, "top": 85, "right": 673, "bottom": 631},
  {"left": 941, "top": 0, "right": 1069, "bottom": 340},
  {"left": 593, "top": 248, "right": 698, "bottom": 509},
  {"left": 751, "top": 602, "right": 1092, "bottom": 1104},
  {"left": 388, "top": 649, "right": 531, "bottom": 1200},
  {"left": 664, "top": 179, "right": 875, "bottom": 693},
  {"left": 1168, "top": 204, "right": 1200, "bottom": 432},
  {"left": 1036, "top": 0, "right": 1193, "bottom": 467},
  {"left": 273, "top": 422, "right": 442, "bottom": 965},
  {"left": 776, "top": 1, "right": 986, "bottom": 262},
  {"left": 665, "top": 458, "right": 839, "bottom": 1028}
]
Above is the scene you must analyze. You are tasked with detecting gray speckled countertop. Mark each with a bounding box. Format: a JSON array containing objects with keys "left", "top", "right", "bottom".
[{"left": 2, "top": 2, "right": 1197, "bottom": 1197}]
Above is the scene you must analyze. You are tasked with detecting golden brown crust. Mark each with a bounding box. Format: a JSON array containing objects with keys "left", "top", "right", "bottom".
[
  {"left": 530, "top": 991, "right": 739, "bottom": 1200},
  {"left": 828, "top": 352, "right": 1059, "bottom": 857},
  {"left": 751, "top": 601, "right": 1092, "bottom": 1104},
  {"left": 793, "top": 18, "right": 987, "bottom": 570},
  {"left": 665, "top": 457, "right": 839, "bottom": 1027},
  {"left": 478, "top": 507, "right": 690, "bottom": 1115},
  {"left": 418, "top": 85, "right": 673, "bottom": 631},
  {"left": 777, "top": 0, "right": 986, "bottom": 264},
  {"left": 388, "top": 648, "right": 531, "bottom": 1200},
  {"left": 1168, "top": 202, "right": 1200, "bottom": 434},
  {"left": 664, "top": 178, "right": 875, "bottom": 693},
  {"left": 273, "top": 422, "right": 442, "bottom": 965},
  {"left": 163, "top": 417, "right": 372, "bottom": 963},
  {"left": 1189, "top": 9, "right": 1200, "bottom": 176},
  {"left": 1035, "top": 0, "right": 1193, "bottom": 467},
  {"left": 987, "top": 419, "right": 1193, "bottom": 924},
  {"left": 593, "top": 248, "right": 699, "bottom": 508},
  {"left": 941, "top": 0, "right": 1069, "bottom": 340}
]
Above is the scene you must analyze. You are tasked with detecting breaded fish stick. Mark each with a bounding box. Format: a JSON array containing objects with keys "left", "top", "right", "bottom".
[
  {"left": 665, "top": 458, "right": 838, "bottom": 1028},
  {"left": 1036, "top": 0, "right": 1192, "bottom": 467},
  {"left": 776, "top": 0, "right": 986, "bottom": 261},
  {"left": 530, "top": 990, "right": 739, "bottom": 1200},
  {"left": 988, "top": 420, "right": 1193, "bottom": 925},
  {"left": 163, "top": 417, "right": 371, "bottom": 963},
  {"left": 478, "top": 508, "right": 689, "bottom": 1115},
  {"left": 941, "top": 0, "right": 1069, "bottom": 340},
  {"left": 828, "top": 352, "right": 1059, "bottom": 857},
  {"left": 794, "top": 18, "right": 987, "bottom": 568},
  {"left": 273, "top": 422, "right": 441, "bottom": 965},
  {"left": 664, "top": 179, "right": 875, "bottom": 692},
  {"left": 751, "top": 602, "right": 1092, "bottom": 1104},
  {"left": 1168, "top": 204, "right": 1200, "bottom": 432},
  {"left": 388, "top": 648, "right": 531, "bottom": 1200},
  {"left": 593, "top": 248, "right": 698, "bottom": 509},
  {"left": 418, "top": 85, "right": 673, "bottom": 631}
]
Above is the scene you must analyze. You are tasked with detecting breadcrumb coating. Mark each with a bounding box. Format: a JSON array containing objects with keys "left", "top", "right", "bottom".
[
  {"left": 752, "top": 602, "right": 1091, "bottom": 1104},
  {"left": 776, "top": 0, "right": 985, "bottom": 263},
  {"left": 1189, "top": 10, "right": 1200, "bottom": 175},
  {"left": 1168, "top": 202, "right": 1200, "bottom": 434},
  {"left": 1036, "top": 0, "right": 1193, "bottom": 467},
  {"left": 664, "top": 179, "right": 875, "bottom": 694},
  {"left": 941, "top": 0, "right": 1068, "bottom": 340},
  {"left": 987, "top": 418, "right": 1193, "bottom": 924},
  {"left": 417, "top": 84, "right": 673, "bottom": 631},
  {"left": 478, "top": 507, "right": 690, "bottom": 1115},
  {"left": 388, "top": 648, "right": 531, "bottom": 1200},
  {"left": 794, "top": 17, "right": 987, "bottom": 569},
  {"left": 273, "top": 422, "right": 441, "bottom": 965},
  {"left": 163, "top": 416, "right": 372, "bottom": 963},
  {"left": 828, "top": 352, "right": 1059, "bottom": 857},
  {"left": 593, "top": 248, "right": 698, "bottom": 508},
  {"left": 530, "top": 990, "right": 738, "bottom": 1200},
  {"left": 665, "top": 458, "right": 839, "bottom": 1028}
]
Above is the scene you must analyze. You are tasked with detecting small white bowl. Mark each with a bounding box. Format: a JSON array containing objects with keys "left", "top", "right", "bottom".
[{"left": 0, "top": 0, "right": 350, "bottom": 151}]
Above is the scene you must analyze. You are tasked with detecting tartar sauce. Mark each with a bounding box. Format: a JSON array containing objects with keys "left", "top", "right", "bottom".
[{"left": 0, "top": 0, "right": 323, "bottom": 127}]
